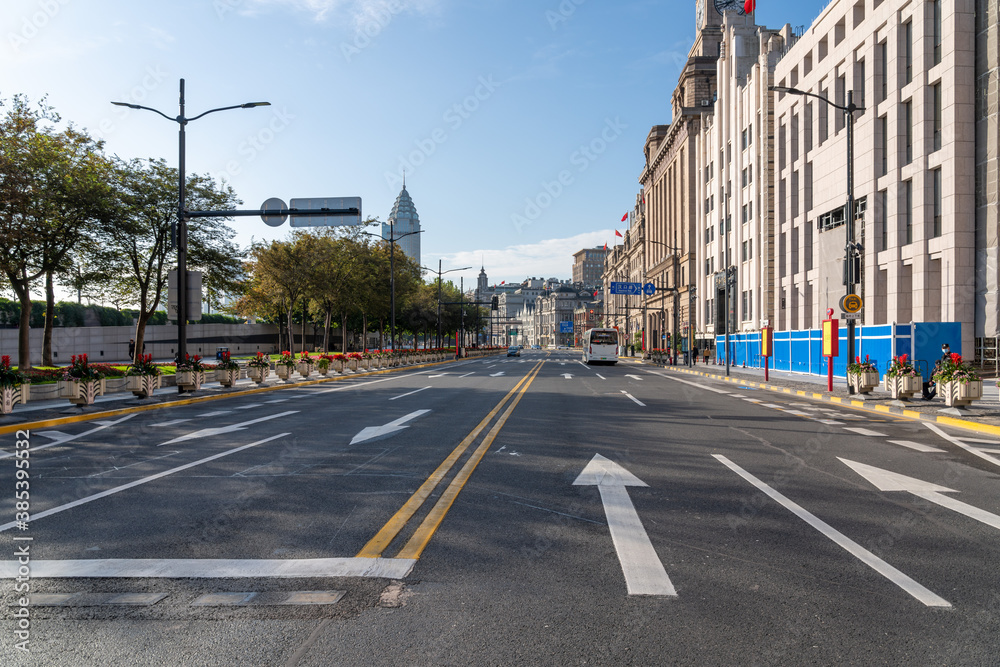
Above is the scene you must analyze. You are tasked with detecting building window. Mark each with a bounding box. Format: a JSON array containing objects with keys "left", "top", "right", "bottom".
[
  {"left": 855, "top": 57, "right": 865, "bottom": 114},
  {"left": 778, "top": 122, "right": 786, "bottom": 170},
  {"left": 748, "top": 164, "right": 753, "bottom": 184},
  {"left": 879, "top": 114, "right": 888, "bottom": 176},
  {"left": 932, "top": 0, "right": 942, "bottom": 66},
  {"left": 932, "top": 168, "right": 942, "bottom": 238},
  {"left": 878, "top": 39, "right": 888, "bottom": 102},
  {"left": 792, "top": 113, "right": 799, "bottom": 162},
  {"left": 818, "top": 89, "right": 829, "bottom": 144},
  {"left": 903, "top": 20, "right": 912, "bottom": 85},
  {"left": 741, "top": 128, "right": 748, "bottom": 150},
  {"left": 742, "top": 168, "right": 748, "bottom": 188},
  {"left": 742, "top": 204, "right": 749, "bottom": 224},
  {"left": 878, "top": 189, "right": 888, "bottom": 250},
  {"left": 903, "top": 100, "right": 913, "bottom": 165},
  {"left": 931, "top": 82, "right": 942, "bottom": 152},
  {"left": 747, "top": 124, "right": 753, "bottom": 146},
  {"left": 903, "top": 179, "right": 913, "bottom": 244}
]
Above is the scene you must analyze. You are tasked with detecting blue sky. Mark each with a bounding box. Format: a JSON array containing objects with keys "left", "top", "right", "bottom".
[{"left": 5, "top": 0, "right": 823, "bottom": 292}]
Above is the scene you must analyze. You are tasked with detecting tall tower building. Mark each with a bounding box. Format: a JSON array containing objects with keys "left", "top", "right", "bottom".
[{"left": 383, "top": 183, "right": 421, "bottom": 267}]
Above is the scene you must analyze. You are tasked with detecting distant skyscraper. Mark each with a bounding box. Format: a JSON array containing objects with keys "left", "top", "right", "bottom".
[{"left": 382, "top": 182, "right": 421, "bottom": 267}]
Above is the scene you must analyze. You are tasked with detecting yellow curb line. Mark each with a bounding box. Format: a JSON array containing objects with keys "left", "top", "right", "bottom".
[
  {"left": 0, "top": 355, "right": 502, "bottom": 438},
  {"left": 652, "top": 364, "right": 1000, "bottom": 439}
]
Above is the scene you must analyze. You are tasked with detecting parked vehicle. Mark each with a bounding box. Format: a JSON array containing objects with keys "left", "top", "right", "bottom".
[{"left": 507, "top": 346, "right": 520, "bottom": 357}]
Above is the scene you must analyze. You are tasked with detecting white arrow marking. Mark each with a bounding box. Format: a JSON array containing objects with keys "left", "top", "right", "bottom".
[
  {"left": 562, "top": 373, "right": 574, "bottom": 379},
  {"left": 715, "top": 454, "right": 950, "bottom": 607},
  {"left": 573, "top": 454, "right": 676, "bottom": 596},
  {"left": 840, "top": 458, "right": 1000, "bottom": 531},
  {"left": 621, "top": 391, "right": 646, "bottom": 407},
  {"left": 350, "top": 410, "right": 430, "bottom": 445},
  {"left": 428, "top": 373, "right": 450, "bottom": 378},
  {"left": 624, "top": 374, "right": 644, "bottom": 381},
  {"left": 0, "top": 415, "right": 137, "bottom": 458},
  {"left": 158, "top": 411, "right": 298, "bottom": 446},
  {"left": 490, "top": 371, "right": 505, "bottom": 377}
]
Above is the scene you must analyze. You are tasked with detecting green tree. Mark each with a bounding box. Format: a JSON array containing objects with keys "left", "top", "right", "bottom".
[
  {"left": 89, "top": 158, "right": 243, "bottom": 362},
  {"left": 0, "top": 95, "right": 115, "bottom": 367}
]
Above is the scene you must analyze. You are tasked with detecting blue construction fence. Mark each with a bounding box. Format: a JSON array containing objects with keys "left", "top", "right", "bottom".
[{"left": 715, "top": 322, "right": 962, "bottom": 378}]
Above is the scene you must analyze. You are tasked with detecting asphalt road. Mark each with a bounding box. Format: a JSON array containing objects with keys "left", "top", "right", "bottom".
[{"left": 3, "top": 350, "right": 1000, "bottom": 665}]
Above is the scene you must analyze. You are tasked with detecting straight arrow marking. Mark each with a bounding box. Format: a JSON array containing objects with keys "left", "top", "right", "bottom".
[
  {"left": 573, "top": 454, "right": 676, "bottom": 596},
  {"left": 350, "top": 410, "right": 431, "bottom": 445},
  {"left": 715, "top": 455, "right": 950, "bottom": 607},
  {"left": 839, "top": 458, "right": 1000, "bottom": 531},
  {"left": 562, "top": 373, "right": 573, "bottom": 379},
  {"left": 158, "top": 411, "right": 298, "bottom": 446},
  {"left": 490, "top": 372, "right": 505, "bottom": 377},
  {"left": 624, "top": 374, "right": 644, "bottom": 381}
]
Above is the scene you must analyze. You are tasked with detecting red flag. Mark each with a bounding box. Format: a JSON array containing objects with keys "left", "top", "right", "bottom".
[
  {"left": 593, "top": 290, "right": 598, "bottom": 298},
  {"left": 621, "top": 213, "right": 628, "bottom": 222},
  {"left": 500, "top": 281, "right": 505, "bottom": 285},
  {"left": 603, "top": 243, "right": 608, "bottom": 251},
  {"left": 744, "top": 0, "right": 755, "bottom": 12},
  {"left": 615, "top": 230, "right": 623, "bottom": 237}
]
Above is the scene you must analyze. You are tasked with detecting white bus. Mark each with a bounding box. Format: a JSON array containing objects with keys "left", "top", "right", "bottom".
[{"left": 582, "top": 328, "right": 620, "bottom": 365}]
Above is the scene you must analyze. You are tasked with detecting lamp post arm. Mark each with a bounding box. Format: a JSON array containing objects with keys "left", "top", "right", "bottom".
[{"left": 187, "top": 102, "right": 270, "bottom": 122}]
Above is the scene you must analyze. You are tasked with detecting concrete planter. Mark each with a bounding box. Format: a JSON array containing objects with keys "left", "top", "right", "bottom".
[
  {"left": 942, "top": 380, "right": 983, "bottom": 408},
  {"left": 0, "top": 383, "right": 29, "bottom": 414},
  {"left": 317, "top": 363, "right": 330, "bottom": 376},
  {"left": 296, "top": 362, "right": 314, "bottom": 379},
  {"left": 848, "top": 371, "right": 880, "bottom": 394},
  {"left": 884, "top": 374, "right": 921, "bottom": 400},
  {"left": 347, "top": 359, "right": 359, "bottom": 372},
  {"left": 331, "top": 359, "right": 344, "bottom": 373},
  {"left": 216, "top": 368, "right": 240, "bottom": 388},
  {"left": 126, "top": 374, "right": 161, "bottom": 398},
  {"left": 275, "top": 365, "right": 294, "bottom": 380},
  {"left": 176, "top": 370, "right": 206, "bottom": 391},
  {"left": 58, "top": 378, "right": 106, "bottom": 406},
  {"left": 248, "top": 366, "right": 270, "bottom": 384}
]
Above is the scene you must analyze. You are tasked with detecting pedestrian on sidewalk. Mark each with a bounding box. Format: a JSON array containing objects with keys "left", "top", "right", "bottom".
[
  {"left": 693, "top": 346, "right": 699, "bottom": 364},
  {"left": 128, "top": 338, "right": 135, "bottom": 362},
  {"left": 704, "top": 348, "right": 710, "bottom": 365}
]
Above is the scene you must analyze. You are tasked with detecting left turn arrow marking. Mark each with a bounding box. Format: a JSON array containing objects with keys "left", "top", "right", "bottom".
[{"left": 351, "top": 410, "right": 431, "bottom": 445}]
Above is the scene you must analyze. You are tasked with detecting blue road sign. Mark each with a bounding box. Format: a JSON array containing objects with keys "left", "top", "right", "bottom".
[
  {"left": 609, "top": 282, "right": 642, "bottom": 295},
  {"left": 643, "top": 283, "right": 656, "bottom": 296},
  {"left": 559, "top": 321, "right": 574, "bottom": 333}
]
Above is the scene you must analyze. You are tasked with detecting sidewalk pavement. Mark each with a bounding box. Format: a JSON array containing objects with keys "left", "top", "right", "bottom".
[{"left": 620, "top": 356, "right": 1000, "bottom": 436}]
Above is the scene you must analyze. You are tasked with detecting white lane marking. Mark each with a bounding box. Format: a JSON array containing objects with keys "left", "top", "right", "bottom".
[
  {"left": 573, "top": 454, "right": 676, "bottom": 597},
  {"left": 980, "top": 448, "right": 1000, "bottom": 455},
  {"left": 814, "top": 419, "right": 845, "bottom": 425},
  {"left": 840, "top": 458, "right": 1000, "bottom": 531},
  {"left": 350, "top": 410, "right": 431, "bottom": 445},
  {"left": 197, "top": 411, "right": 232, "bottom": 418},
  {"left": 561, "top": 373, "right": 574, "bottom": 379},
  {"left": 264, "top": 399, "right": 290, "bottom": 404},
  {"left": 490, "top": 372, "right": 505, "bottom": 377},
  {"left": 624, "top": 374, "right": 644, "bottom": 381},
  {"left": 596, "top": 374, "right": 606, "bottom": 380},
  {"left": 458, "top": 372, "right": 475, "bottom": 378},
  {"left": 960, "top": 437, "right": 1000, "bottom": 444},
  {"left": 158, "top": 412, "right": 298, "bottom": 446},
  {"left": 621, "top": 391, "right": 646, "bottom": 407},
  {"left": 37, "top": 431, "right": 71, "bottom": 440},
  {"left": 233, "top": 403, "right": 264, "bottom": 410},
  {"left": 714, "top": 455, "right": 950, "bottom": 608},
  {"left": 0, "top": 557, "right": 415, "bottom": 580},
  {"left": 576, "top": 361, "right": 589, "bottom": 368},
  {"left": 0, "top": 415, "right": 137, "bottom": 458},
  {"left": 151, "top": 419, "right": 192, "bottom": 427},
  {"left": 427, "top": 373, "right": 450, "bottom": 378},
  {"left": 843, "top": 427, "right": 888, "bottom": 437},
  {"left": 887, "top": 440, "right": 944, "bottom": 453},
  {"left": 312, "top": 376, "right": 403, "bottom": 394},
  {"left": 925, "top": 423, "right": 1000, "bottom": 469},
  {"left": 728, "top": 394, "right": 747, "bottom": 398},
  {"left": 389, "top": 386, "right": 431, "bottom": 401},
  {"left": 0, "top": 434, "right": 290, "bottom": 533},
  {"left": 760, "top": 403, "right": 784, "bottom": 409},
  {"left": 783, "top": 410, "right": 812, "bottom": 417},
  {"left": 742, "top": 398, "right": 763, "bottom": 403},
  {"left": 658, "top": 374, "right": 731, "bottom": 394}
]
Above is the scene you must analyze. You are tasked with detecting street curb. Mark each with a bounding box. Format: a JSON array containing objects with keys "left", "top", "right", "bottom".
[
  {"left": 0, "top": 355, "right": 500, "bottom": 438},
  {"left": 654, "top": 364, "right": 1000, "bottom": 439}
]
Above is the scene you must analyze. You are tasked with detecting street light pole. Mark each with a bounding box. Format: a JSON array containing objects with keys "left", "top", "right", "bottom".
[
  {"left": 112, "top": 79, "right": 269, "bottom": 392},
  {"left": 771, "top": 85, "right": 864, "bottom": 391}
]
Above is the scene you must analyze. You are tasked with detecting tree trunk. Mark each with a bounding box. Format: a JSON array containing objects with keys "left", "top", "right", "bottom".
[
  {"left": 134, "top": 311, "right": 151, "bottom": 364},
  {"left": 287, "top": 306, "right": 295, "bottom": 354},
  {"left": 362, "top": 313, "right": 368, "bottom": 352},
  {"left": 300, "top": 298, "right": 307, "bottom": 354},
  {"left": 323, "top": 308, "right": 332, "bottom": 353},
  {"left": 42, "top": 270, "right": 55, "bottom": 366},
  {"left": 341, "top": 311, "right": 348, "bottom": 353},
  {"left": 13, "top": 279, "right": 31, "bottom": 370}
]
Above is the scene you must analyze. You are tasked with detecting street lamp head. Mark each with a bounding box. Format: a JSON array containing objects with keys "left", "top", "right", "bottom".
[
  {"left": 241, "top": 102, "right": 271, "bottom": 108},
  {"left": 769, "top": 85, "right": 804, "bottom": 95},
  {"left": 111, "top": 101, "right": 141, "bottom": 109}
]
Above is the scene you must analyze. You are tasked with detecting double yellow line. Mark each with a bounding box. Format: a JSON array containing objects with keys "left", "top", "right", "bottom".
[{"left": 358, "top": 360, "right": 545, "bottom": 560}]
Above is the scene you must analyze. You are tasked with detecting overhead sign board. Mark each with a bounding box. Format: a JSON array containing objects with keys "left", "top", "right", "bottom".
[
  {"left": 289, "top": 197, "right": 362, "bottom": 227},
  {"left": 609, "top": 282, "right": 642, "bottom": 295},
  {"left": 559, "top": 321, "right": 574, "bottom": 333}
]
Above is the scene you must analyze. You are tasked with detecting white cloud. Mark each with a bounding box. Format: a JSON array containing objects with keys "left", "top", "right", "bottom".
[{"left": 433, "top": 229, "right": 614, "bottom": 286}]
